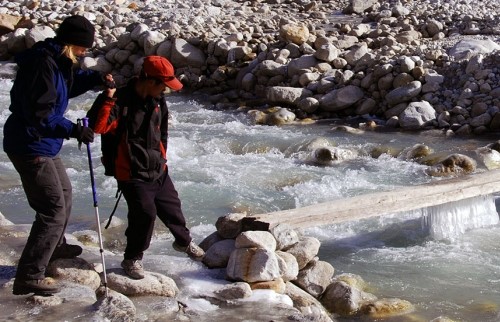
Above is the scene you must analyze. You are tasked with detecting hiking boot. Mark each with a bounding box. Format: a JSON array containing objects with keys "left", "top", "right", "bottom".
[
  {"left": 50, "top": 243, "right": 82, "bottom": 261},
  {"left": 121, "top": 259, "right": 145, "bottom": 279},
  {"left": 172, "top": 241, "right": 205, "bottom": 261},
  {"left": 13, "top": 278, "right": 60, "bottom": 296}
]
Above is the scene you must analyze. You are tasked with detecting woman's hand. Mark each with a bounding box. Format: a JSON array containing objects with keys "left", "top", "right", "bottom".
[{"left": 103, "top": 74, "right": 116, "bottom": 98}]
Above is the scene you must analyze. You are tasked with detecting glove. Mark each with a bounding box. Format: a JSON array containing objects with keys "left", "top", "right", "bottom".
[{"left": 70, "top": 122, "right": 94, "bottom": 144}]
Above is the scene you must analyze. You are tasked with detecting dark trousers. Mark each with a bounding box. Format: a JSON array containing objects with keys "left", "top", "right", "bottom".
[
  {"left": 118, "top": 170, "right": 192, "bottom": 260},
  {"left": 8, "top": 154, "right": 72, "bottom": 280}
]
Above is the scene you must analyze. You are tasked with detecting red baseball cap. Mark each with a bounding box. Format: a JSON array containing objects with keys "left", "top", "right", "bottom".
[{"left": 142, "top": 56, "right": 183, "bottom": 91}]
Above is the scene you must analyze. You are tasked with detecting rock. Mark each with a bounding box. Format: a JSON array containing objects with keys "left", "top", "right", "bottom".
[
  {"left": 285, "top": 282, "right": 334, "bottom": 322},
  {"left": 46, "top": 258, "right": 102, "bottom": 291},
  {"left": 226, "top": 248, "right": 281, "bottom": 283},
  {"left": 93, "top": 288, "right": 136, "bottom": 322},
  {"left": 360, "top": 298, "right": 415, "bottom": 318},
  {"left": 320, "top": 280, "right": 377, "bottom": 316},
  {"left": 106, "top": 269, "right": 178, "bottom": 297},
  {"left": 203, "top": 239, "right": 236, "bottom": 268},
  {"left": 399, "top": 101, "right": 437, "bottom": 130},
  {"left": 214, "top": 282, "right": 252, "bottom": 300},
  {"left": 270, "top": 224, "right": 300, "bottom": 251},
  {"left": 285, "top": 236, "right": 321, "bottom": 270},
  {"left": 319, "top": 85, "right": 364, "bottom": 111},
  {"left": 266, "top": 86, "right": 312, "bottom": 106},
  {"left": 215, "top": 213, "right": 246, "bottom": 239},
  {"left": 251, "top": 277, "right": 286, "bottom": 293},
  {"left": 266, "top": 108, "right": 296, "bottom": 125},
  {"left": 426, "top": 153, "right": 477, "bottom": 177},
  {"left": 171, "top": 38, "right": 206, "bottom": 68},
  {"left": 294, "top": 260, "right": 334, "bottom": 298},
  {"left": 279, "top": 23, "right": 309, "bottom": 45},
  {"left": 276, "top": 250, "right": 299, "bottom": 282},
  {"left": 385, "top": 81, "right": 422, "bottom": 106},
  {"left": 199, "top": 231, "right": 224, "bottom": 251},
  {"left": 448, "top": 39, "right": 500, "bottom": 61},
  {"left": 27, "top": 293, "right": 64, "bottom": 306},
  {"left": 235, "top": 230, "right": 276, "bottom": 251}
]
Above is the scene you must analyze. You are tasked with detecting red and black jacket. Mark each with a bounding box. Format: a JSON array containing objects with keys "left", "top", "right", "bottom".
[{"left": 89, "top": 78, "right": 169, "bottom": 182}]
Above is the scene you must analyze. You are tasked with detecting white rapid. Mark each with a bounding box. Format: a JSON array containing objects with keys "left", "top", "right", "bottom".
[{"left": 1, "top": 78, "right": 500, "bottom": 321}]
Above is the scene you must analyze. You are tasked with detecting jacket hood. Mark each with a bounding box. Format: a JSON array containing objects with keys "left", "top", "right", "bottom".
[{"left": 15, "top": 38, "right": 65, "bottom": 68}]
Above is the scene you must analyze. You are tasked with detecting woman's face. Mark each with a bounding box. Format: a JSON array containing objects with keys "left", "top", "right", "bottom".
[{"left": 71, "top": 45, "right": 88, "bottom": 57}]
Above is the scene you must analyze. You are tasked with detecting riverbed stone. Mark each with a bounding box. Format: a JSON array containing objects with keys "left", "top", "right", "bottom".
[
  {"left": 294, "top": 260, "right": 335, "bottom": 298},
  {"left": 106, "top": 269, "right": 178, "bottom": 297},
  {"left": 214, "top": 282, "right": 252, "bottom": 300},
  {"left": 226, "top": 248, "right": 281, "bottom": 283},
  {"left": 93, "top": 288, "right": 136, "bottom": 322},
  {"left": 235, "top": 230, "right": 276, "bottom": 251},
  {"left": 203, "top": 239, "right": 236, "bottom": 268},
  {"left": 46, "top": 258, "right": 101, "bottom": 291},
  {"left": 285, "top": 236, "right": 321, "bottom": 270}
]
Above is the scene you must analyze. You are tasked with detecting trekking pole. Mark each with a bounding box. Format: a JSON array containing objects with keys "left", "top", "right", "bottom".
[{"left": 82, "top": 117, "right": 108, "bottom": 297}]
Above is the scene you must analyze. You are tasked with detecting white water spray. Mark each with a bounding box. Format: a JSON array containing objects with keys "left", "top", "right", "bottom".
[{"left": 422, "top": 195, "right": 499, "bottom": 240}]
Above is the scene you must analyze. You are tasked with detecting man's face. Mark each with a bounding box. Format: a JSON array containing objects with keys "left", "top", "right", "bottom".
[{"left": 148, "top": 80, "right": 167, "bottom": 98}]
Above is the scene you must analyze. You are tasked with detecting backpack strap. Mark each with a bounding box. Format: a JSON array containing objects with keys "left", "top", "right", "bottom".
[{"left": 104, "top": 188, "right": 122, "bottom": 229}]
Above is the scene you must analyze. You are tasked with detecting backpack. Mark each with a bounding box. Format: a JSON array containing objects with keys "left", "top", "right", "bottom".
[
  {"left": 86, "top": 94, "right": 128, "bottom": 177},
  {"left": 86, "top": 95, "right": 128, "bottom": 229},
  {"left": 100, "top": 107, "right": 127, "bottom": 177}
]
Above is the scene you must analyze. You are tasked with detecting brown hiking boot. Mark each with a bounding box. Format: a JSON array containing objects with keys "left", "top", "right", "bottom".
[
  {"left": 13, "top": 278, "right": 60, "bottom": 296},
  {"left": 121, "top": 259, "right": 145, "bottom": 279},
  {"left": 50, "top": 243, "right": 82, "bottom": 261},
  {"left": 172, "top": 241, "right": 205, "bottom": 261}
]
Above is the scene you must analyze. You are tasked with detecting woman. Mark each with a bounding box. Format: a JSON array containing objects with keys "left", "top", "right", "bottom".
[{"left": 3, "top": 15, "right": 113, "bottom": 295}]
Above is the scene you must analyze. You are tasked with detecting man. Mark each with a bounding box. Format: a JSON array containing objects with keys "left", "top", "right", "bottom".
[{"left": 88, "top": 56, "right": 204, "bottom": 279}]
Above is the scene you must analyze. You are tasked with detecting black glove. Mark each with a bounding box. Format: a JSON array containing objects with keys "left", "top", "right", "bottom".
[{"left": 70, "top": 122, "right": 94, "bottom": 144}]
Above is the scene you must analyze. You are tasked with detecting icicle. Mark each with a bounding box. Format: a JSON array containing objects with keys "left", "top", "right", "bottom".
[{"left": 421, "top": 195, "right": 499, "bottom": 240}]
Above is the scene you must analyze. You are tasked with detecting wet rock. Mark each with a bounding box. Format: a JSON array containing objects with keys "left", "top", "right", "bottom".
[
  {"left": 107, "top": 269, "right": 178, "bottom": 297},
  {"left": 320, "top": 280, "right": 377, "bottom": 316},
  {"left": 426, "top": 153, "right": 477, "bottom": 177},
  {"left": 46, "top": 258, "right": 101, "bottom": 291},
  {"left": 93, "top": 288, "right": 136, "bottom": 322},
  {"left": 360, "top": 298, "right": 415, "bottom": 318},
  {"left": 214, "top": 281, "right": 252, "bottom": 300}
]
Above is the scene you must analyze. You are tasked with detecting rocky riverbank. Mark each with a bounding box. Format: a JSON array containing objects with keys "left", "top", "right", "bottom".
[{"left": 0, "top": 0, "right": 499, "bottom": 134}]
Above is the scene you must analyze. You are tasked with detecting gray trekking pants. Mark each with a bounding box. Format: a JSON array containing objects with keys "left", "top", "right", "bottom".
[{"left": 8, "top": 154, "right": 72, "bottom": 280}]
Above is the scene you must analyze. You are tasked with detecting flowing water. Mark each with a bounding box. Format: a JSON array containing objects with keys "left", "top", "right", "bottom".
[{"left": 1, "top": 77, "right": 500, "bottom": 321}]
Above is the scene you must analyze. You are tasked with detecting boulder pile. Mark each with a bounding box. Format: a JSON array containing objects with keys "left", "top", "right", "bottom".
[
  {"left": 199, "top": 213, "right": 415, "bottom": 320},
  {"left": 0, "top": 0, "right": 499, "bottom": 133}
]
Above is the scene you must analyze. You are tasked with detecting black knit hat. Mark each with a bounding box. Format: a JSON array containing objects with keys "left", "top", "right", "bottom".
[{"left": 56, "top": 15, "right": 95, "bottom": 48}]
